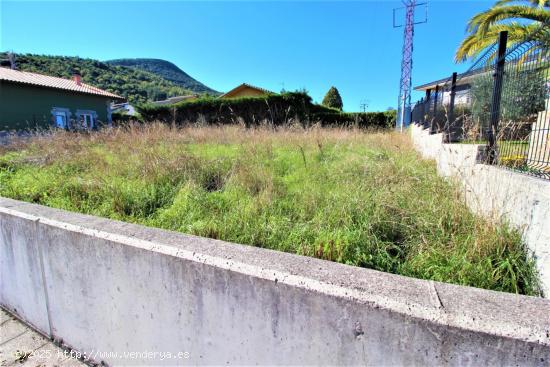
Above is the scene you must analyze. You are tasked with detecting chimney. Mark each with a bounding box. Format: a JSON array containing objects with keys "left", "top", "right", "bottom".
[{"left": 72, "top": 73, "right": 81, "bottom": 86}]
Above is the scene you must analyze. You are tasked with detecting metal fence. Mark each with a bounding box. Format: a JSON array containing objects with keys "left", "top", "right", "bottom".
[{"left": 411, "top": 27, "right": 550, "bottom": 179}]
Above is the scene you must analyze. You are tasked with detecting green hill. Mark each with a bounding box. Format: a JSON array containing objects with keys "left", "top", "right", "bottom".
[
  {"left": 0, "top": 53, "right": 194, "bottom": 104},
  {"left": 106, "top": 58, "right": 219, "bottom": 95}
]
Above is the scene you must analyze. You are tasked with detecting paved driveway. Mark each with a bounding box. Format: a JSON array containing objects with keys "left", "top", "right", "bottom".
[{"left": 0, "top": 309, "right": 85, "bottom": 366}]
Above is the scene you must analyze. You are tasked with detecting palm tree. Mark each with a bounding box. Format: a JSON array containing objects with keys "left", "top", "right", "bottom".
[{"left": 455, "top": 0, "right": 550, "bottom": 63}]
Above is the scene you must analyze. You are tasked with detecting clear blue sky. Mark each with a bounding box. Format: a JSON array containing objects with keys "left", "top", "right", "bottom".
[{"left": 0, "top": 0, "right": 493, "bottom": 111}]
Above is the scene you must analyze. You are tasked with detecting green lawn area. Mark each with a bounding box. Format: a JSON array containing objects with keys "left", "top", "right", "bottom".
[
  {"left": 498, "top": 140, "right": 529, "bottom": 154},
  {"left": 0, "top": 124, "right": 540, "bottom": 295}
]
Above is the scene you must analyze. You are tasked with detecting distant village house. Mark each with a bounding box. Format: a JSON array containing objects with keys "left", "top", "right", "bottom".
[
  {"left": 219, "top": 83, "right": 273, "bottom": 99},
  {"left": 111, "top": 102, "right": 137, "bottom": 116},
  {"left": 0, "top": 68, "right": 124, "bottom": 131},
  {"left": 150, "top": 94, "right": 199, "bottom": 106},
  {"left": 147, "top": 84, "right": 274, "bottom": 107}
]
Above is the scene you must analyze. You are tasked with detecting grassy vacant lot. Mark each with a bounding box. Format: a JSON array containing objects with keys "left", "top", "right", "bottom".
[{"left": 0, "top": 124, "right": 540, "bottom": 295}]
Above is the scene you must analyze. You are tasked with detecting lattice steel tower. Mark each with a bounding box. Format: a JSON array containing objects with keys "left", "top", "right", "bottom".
[{"left": 394, "top": 1, "right": 427, "bottom": 131}]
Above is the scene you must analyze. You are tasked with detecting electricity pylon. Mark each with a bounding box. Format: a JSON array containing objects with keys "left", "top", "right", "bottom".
[{"left": 394, "top": 1, "right": 427, "bottom": 131}]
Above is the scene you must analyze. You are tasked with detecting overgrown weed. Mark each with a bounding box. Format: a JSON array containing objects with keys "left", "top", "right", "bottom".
[{"left": 0, "top": 123, "right": 540, "bottom": 295}]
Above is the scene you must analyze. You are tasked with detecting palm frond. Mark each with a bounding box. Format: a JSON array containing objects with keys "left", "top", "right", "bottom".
[
  {"left": 455, "top": 23, "right": 543, "bottom": 62},
  {"left": 473, "top": 6, "right": 550, "bottom": 36},
  {"left": 458, "top": 0, "right": 549, "bottom": 63},
  {"left": 467, "top": 1, "right": 544, "bottom": 32}
]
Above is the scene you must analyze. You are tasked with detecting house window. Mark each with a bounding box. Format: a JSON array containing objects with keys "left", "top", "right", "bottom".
[
  {"left": 55, "top": 113, "right": 66, "bottom": 128},
  {"left": 81, "top": 113, "right": 94, "bottom": 129},
  {"left": 76, "top": 110, "right": 98, "bottom": 130},
  {"left": 51, "top": 108, "right": 71, "bottom": 129}
]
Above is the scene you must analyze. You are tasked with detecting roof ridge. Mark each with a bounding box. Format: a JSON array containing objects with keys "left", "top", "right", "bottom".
[
  {"left": 241, "top": 82, "right": 273, "bottom": 94},
  {"left": 219, "top": 83, "right": 274, "bottom": 98}
]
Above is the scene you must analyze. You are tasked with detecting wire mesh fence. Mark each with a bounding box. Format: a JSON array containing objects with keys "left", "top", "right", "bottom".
[
  {"left": 411, "top": 77, "right": 452, "bottom": 133},
  {"left": 411, "top": 26, "right": 550, "bottom": 179},
  {"left": 495, "top": 40, "right": 549, "bottom": 176}
]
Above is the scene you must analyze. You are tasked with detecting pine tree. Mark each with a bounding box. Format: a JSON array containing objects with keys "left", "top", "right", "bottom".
[{"left": 322, "top": 87, "right": 343, "bottom": 111}]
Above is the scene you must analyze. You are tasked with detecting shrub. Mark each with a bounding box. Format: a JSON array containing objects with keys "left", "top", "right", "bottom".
[
  {"left": 470, "top": 65, "right": 547, "bottom": 130},
  {"left": 312, "top": 110, "right": 396, "bottom": 129},
  {"left": 321, "top": 86, "right": 343, "bottom": 111},
  {"left": 111, "top": 112, "right": 143, "bottom": 126}
]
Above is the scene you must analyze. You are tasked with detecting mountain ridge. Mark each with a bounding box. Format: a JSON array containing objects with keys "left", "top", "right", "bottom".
[
  {"left": 0, "top": 52, "right": 197, "bottom": 104},
  {"left": 105, "top": 58, "right": 219, "bottom": 95}
]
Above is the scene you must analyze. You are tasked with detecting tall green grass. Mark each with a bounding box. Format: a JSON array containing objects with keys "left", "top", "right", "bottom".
[{"left": 0, "top": 124, "right": 540, "bottom": 295}]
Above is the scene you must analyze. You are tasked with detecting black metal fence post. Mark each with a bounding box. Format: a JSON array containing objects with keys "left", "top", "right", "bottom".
[
  {"left": 424, "top": 89, "right": 431, "bottom": 128},
  {"left": 488, "top": 31, "right": 508, "bottom": 163},
  {"left": 431, "top": 85, "right": 439, "bottom": 134},
  {"left": 445, "top": 72, "right": 458, "bottom": 142}
]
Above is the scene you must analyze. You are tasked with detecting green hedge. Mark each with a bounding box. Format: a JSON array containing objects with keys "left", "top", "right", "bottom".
[
  {"left": 138, "top": 92, "right": 396, "bottom": 128},
  {"left": 312, "top": 111, "right": 396, "bottom": 128},
  {"left": 111, "top": 112, "right": 143, "bottom": 126}
]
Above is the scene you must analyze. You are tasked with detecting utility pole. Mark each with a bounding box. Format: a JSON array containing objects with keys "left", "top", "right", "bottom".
[
  {"left": 0, "top": 51, "right": 17, "bottom": 70},
  {"left": 393, "top": 1, "right": 427, "bottom": 131},
  {"left": 359, "top": 100, "right": 369, "bottom": 112},
  {"left": 8, "top": 53, "right": 16, "bottom": 70}
]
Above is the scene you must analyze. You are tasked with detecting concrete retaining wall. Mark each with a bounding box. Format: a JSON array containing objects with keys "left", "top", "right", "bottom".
[
  {"left": 411, "top": 123, "right": 550, "bottom": 297},
  {"left": 1, "top": 197, "right": 550, "bottom": 366}
]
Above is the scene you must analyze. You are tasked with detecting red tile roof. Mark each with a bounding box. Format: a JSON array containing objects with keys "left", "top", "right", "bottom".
[{"left": 0, "top": 67, "right": 124, "bottom": 100}]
